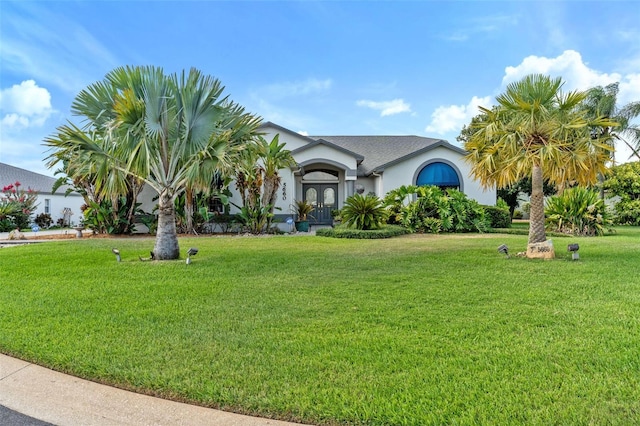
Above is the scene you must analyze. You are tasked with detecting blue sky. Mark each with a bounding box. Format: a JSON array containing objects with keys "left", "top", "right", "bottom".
[{"left": 1, "top": 1, "right": 639, "bottom": 177}]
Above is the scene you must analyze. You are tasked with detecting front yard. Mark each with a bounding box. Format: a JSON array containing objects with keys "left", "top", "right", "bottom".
[{"left": 1, "top": 229, "right": 639, "bottom": 425}]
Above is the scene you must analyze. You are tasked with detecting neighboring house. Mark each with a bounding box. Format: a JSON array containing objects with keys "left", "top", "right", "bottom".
[
  {"left": 227, "top": 122, "right": 497, "bottom": 226},
  {"left": 0, "top": 162, "right": 85, "bottom": 227}
]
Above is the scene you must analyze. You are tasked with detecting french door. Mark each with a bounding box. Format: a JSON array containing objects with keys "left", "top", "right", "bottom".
[{"left": 303, "top": 183, "right": 337, "bottom": 225}]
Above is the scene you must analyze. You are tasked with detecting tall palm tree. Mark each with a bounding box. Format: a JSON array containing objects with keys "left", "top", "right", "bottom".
[
  {"left": 259, "top": 134, "right": 296, "bottom": 229},
  {"left": 583, "top": 82, "right": 640, "bottom": 162},
  {"left": 45, "top": 66, "right": 261, "bottom": 259},
  {"left": 464, "top": 74, "right": 616, "bottom": 246}
]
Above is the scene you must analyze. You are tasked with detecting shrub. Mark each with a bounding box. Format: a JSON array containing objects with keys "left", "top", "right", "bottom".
[
  {"left": 484, "top": 205, "right": 511, "bottom": 228},
  {"left": 383, "top": 185, "right": 418, "bottom": 224},
  {"left": 35, "top": 213, "right": 53, "bottom": 228},
  {"left": 545, "top": 187, "right": 612, "bottom": 236},
  {"left": 612, "top": 199, "right": 640, "bottom": 225},
  {"left": 604, "top": 162, "right": 640, "bottom": 225},
  {"left": 341, "top": 194, "right": 388, "bottom": 230},
  {"left": 400, "top": 186, "right": 488, "bottom": 233},
  {"left": 513, "top": 210, "right": 523, "bottom": 220},
  {"left": 1, "top": 181, "right": 38, "bottom": 230},
  {"left": 316, "top": 225, "right": 408, "bottom": 239}
]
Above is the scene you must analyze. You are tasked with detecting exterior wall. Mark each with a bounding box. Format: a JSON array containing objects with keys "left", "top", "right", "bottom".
[
  {"left": 354, "top": 177, "right": 377, "bottom": 197},
  {"left": 137, "top": 185, "right": 158, "bottom": 214},
  {"left": 260, "top": 127, "right": 309, "bottom": 151},
  {"left": 382, "top": 146, "right": 496, "bottom": 205},
  {"left": 33, "top": 192, "right": 85, "bottom": 227}
]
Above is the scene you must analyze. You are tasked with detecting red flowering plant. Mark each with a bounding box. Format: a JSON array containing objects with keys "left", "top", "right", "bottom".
[{"left": 0, "top": 181, "right": 39, "bottom": 231}]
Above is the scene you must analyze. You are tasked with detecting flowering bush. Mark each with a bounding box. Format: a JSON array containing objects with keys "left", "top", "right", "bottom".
[{"left": 0, "top": 181, "right": 38, "bottom": 231}]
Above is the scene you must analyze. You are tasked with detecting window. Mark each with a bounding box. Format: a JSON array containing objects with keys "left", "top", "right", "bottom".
[
  {"left": 302, "top": 170, "right": 339, "bottom": 181},
  {"left": 44, "top": 199, "right": 51, "bottom": 214},
  {"left": 416, "top": 162, "right": 460, "bottom": 189}
]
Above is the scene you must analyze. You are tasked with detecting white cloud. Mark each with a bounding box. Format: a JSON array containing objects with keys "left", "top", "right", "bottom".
[
  {"left": 297, "top": 130, "right": 309, "bottom": 137},
  {"left": 0, "top": 80, "right": 54, "bottom": 129},
  {"left": 356, "top": 99, "right": 411, "bottom": 117},
  {"left": 502, "top": 50, "right": 622, "bottom": 92},
  {"left": 424, "top": 50, "right": 640, "bottom": 151},
  {"left": 425, "top": 96, "right": 492, "bottom": 135}
]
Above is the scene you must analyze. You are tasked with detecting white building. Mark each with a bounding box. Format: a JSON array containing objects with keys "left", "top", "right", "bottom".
[
  {"left": 227, "top": 122, "right": 496, "bottom": 225},
  {"left": 0, "top": 162, "right": 85, "bottom": 227}
]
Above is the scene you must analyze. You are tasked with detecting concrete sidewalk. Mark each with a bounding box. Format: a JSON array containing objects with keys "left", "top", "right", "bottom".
[{"left": 0, "top": 354, "right": 308, "bottom": 426}]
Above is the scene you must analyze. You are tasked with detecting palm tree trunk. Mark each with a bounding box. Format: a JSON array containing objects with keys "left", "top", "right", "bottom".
[
  {"left": 528, "top": 163, "right": 547, "bottom": 244},
  {"left": 261, "top": 175, "right": 279, "bottom": 229},
  {"left": 153, "top": 189, "right": 180, "bottom": 260},
  {"left": 185, "top": 187, "right": 194, "bottom": 234}
]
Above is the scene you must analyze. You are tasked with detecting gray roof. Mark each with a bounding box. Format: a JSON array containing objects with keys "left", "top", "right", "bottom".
[
  {"left": 0, "top": 162, "right": 79, "bottom": 196},
  {"left": 310, "top": 135, "right": 467, "bottom": 176}
]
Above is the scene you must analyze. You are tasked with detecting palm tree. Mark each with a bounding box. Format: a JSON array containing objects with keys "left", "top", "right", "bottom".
[
  {"left": 583, "top": 82, "right": 640, "bottom": 162},
  {"left": 259, "top": 134, "right": 296, "bottom": 229},
  {"left": 464, "top": 74, "right": 616, "bottom": 246},
  {"left": 45, "top": 66, "right": 261, "bottom": 259}
]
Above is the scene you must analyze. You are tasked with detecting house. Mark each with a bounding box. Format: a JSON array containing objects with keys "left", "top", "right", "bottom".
[
  {"left": 227, "top": 122, "right": 496, "bottom": 226},
  {"left": 0, "top": 162, "right": 85, "bottom": 227}
]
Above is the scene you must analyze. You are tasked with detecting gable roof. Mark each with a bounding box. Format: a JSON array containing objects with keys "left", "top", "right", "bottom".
[
  {"left": 290, "top": 138, "right": 364, "bottom": 162},
  {"left": 310, "top": 135, "right": 467, "bottom": 176},
  {"left": 0, "top": 162, "right": 79, "bottom": 196}
]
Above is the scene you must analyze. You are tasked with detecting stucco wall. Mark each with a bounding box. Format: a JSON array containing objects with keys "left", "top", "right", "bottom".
[
  {"left": 381, "top": 146, "right": 496, "bottom": 205},
  {"left": 34, "top": 192, "right": 85, "bottom": 227}
]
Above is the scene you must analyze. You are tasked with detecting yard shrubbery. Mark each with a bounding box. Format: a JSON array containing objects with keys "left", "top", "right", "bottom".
[
  {"left": 387, "top": 185, "right": 489, "bottom": 234},
  {"left": 316, "top": 224, "right": 407, "bottom": 239},
  {"left": 605, "top": 161, "right": 640, "bottom": 225},
  {"left": 0, "top": 181, "right": 37, "bottom": 231},
  {"left": 545, "top": 187, "right": 612, "bottom": 236}
]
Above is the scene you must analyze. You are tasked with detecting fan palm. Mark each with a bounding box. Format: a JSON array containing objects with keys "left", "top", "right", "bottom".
[
  {"left": 583, "top": 82, "right": 640, "bottom": 162},
  {"left": 464, "top": 74, "right": 616, "bottom": 245},
  {"left": 45, "top": 66, "right": 261, "bottom": 259}
]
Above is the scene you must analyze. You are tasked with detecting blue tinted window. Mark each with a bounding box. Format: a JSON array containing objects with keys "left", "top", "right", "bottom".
[{"left": 416, "top": 162, "right": 460, "bottom": 188}]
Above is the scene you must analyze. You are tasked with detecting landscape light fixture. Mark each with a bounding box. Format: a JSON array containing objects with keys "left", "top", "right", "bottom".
[
  {"left": 568, "top": 243, "right": 580, "bottom": 260},
  {"left": 186, "top": 247, "right": 198, "bottom": 265},
  {"left": 112, "top": 248, "right": 121, "bottom": 262},
  {"left": 498, "top": 244, "right": 509, "bottom": 258}
]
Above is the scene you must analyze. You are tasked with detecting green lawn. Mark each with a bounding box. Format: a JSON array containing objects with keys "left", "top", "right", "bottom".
[{"left": 2, "top": 229, "right": 640, "bottom": 425}]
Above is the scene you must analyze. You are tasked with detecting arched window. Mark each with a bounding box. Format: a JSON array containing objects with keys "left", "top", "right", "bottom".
[{"left": 416, "top": 162, "right": 460, "bottom": 189}]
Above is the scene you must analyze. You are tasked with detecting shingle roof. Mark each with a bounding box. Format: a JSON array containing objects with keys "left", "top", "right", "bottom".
[
  {"left": 310, "top": 135, "right": 466, "bottom": 175},
  {"left": 0, "top": 162, "right": 78, "bottom": 196}
]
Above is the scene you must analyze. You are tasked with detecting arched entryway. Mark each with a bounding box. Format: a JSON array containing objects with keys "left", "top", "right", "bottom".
[{"left": 302, "top": 169, "right": 338, "bottom": 225}]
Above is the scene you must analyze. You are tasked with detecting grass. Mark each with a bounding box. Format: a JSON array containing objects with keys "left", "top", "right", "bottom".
[{"left": 2, "top": 229, "right": 640, "bottom": 425}]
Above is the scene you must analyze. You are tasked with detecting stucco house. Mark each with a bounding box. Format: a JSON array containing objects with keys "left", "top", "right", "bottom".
[
  {"left": 227, "top": 122, "right": 496, "bottom": 226},
  {"left": 0, "top": 162, "right": 84, "bottom": 227}
]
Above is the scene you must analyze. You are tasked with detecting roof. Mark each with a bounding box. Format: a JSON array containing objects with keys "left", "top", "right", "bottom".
[
  {"left": 310, "top": 135, "right": 467, "bottom": 175},
  {"left": 0, "top": 162, "right": 79, "bottom": 196}
]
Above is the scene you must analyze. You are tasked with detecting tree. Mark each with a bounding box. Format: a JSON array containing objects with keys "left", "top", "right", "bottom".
[
  {"left": 45, "top": 66, "right": 261, "bottom": 259},
  {"left": 464, "top": 74, "right": 616, "bottom": 245},
  {"left": 583, "top": 82, "right": 640, "bottom": 162},
  {"left": 604, "top": 161, "right": 640, "bottom": 225},
  {"left": 259, "top": 134, "right": 296, "bottom": 229}
]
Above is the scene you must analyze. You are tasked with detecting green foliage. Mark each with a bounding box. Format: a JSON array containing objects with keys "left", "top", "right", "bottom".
[
  {"left": 484, "top": 205, "right": 512, "bottom": 228},
  {"left": 545, "top": 187, "right": 612, "bottom": 236},
  {"left": 0, "top": 181, "right": 38, "bottom": 231},
  {"left": 4, "top": 230, "right": 640, "bottom": 424},
  {"left": 400, "top": 186, "right": 488, "bottom": 233},
  {"left": 83, "top": 197, "right": 144, "bottom": 234},
  {"left": 383, "top": 184, "right": 417, "bottom": 224},
  {"left": 236, "top": 204, "right": 273, "bottom": 235},
  {"left": 292, "top": 199, "right": 314, "bottom": 221},
  {"left": 604, "top": 162, "right": 640, "bottom": 225},
  {"left": 316, "top": 224, "right": 408, "bottom": 239},
  {"left": 341, "top": 193, "right": 388, "bottom": 230}
]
